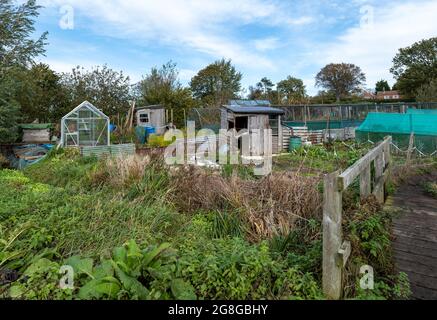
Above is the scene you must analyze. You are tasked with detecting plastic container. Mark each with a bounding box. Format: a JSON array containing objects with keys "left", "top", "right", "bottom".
[
  {"left": 109, "top": 124, "right": 117, "bottom": 133},
  {"left": 289, "top": 137, "right": 302, "bottom": 152}
]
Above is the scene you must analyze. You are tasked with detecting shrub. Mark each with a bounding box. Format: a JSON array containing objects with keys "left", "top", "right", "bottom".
[
  {"left": 148, "top": 135, "right": 173, "bottom": 148},
  {"left": 178, "top": 238, "right": 322, "bottom": 300}
]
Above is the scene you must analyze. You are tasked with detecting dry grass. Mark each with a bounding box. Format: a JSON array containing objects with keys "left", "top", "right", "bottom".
[
  {"left": 170, "top": 167, "right": 322, "bottom": 241},
  {"left": 91, "top": 155, "right": 152, "bottom": 188}
]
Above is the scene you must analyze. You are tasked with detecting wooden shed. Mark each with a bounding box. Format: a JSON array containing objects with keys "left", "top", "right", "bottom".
[
  {"left": 221, "top": 104, "right": 285, "bottom": 155},
  {"left": 19, "top": 124, "right": 52, "bottom": 143},
  {"left": 134, "top": 105, "right": 167, "bottom": 135}
]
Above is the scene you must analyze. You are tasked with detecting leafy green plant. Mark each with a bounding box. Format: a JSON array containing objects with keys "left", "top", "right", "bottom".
[
  {"left": 424, "top": 182, "right": 437, "bottom": 199},
  {"left": 147, "top": 134, "right": 173, "bottom": 148}
]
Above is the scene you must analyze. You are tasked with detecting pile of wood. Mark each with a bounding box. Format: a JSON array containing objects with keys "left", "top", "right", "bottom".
[{"left": 282, "top": 126, "right": 323, "bottom": 150}]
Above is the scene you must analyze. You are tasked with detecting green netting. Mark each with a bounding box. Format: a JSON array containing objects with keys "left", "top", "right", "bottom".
[
  {"left": 356, "top": 113, "right": 437, "bottom": 154},
  {"left": 284, "top": 120, "right": 363, "bottom": 130},
  {"left": 407, "top": 108, "right": 437, "bottom": 114}
]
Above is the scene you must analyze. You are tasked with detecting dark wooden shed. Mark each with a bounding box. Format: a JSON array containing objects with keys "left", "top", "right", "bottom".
[{"left": 221, "top": 103, "right": 285, "bottom": 154}]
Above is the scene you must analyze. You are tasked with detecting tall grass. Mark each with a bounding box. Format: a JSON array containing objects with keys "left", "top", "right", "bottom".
[{"left": 170, "top": 167, "right": 322, "bottom": 241}]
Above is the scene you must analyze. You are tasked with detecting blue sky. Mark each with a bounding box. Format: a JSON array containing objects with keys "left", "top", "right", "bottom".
[{"left": 33, "top": 0, "right": 437, "bottom": 95}]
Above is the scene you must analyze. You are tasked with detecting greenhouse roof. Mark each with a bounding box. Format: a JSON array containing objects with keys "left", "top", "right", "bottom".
[{"left": 62, "top": 101, "right": 109, "bottom": 120}]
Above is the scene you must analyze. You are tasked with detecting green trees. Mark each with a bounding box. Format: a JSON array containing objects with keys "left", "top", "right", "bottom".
[
  {"left": 0, "top": 0, "right": 47, "bottom": 67},
  {"left": 248, "top": 77, "right": 279, "bottom": 103},
  {"left": 416, "top": 79, "right": 437, "bottom": 102},
  {"left": 390, "top": 37, "right": 437, "bottom": 98},
  {"left": 375, "top": 80, "right": 391, "bottom": 92},
  {"left": 190, "top": 59, "right": 242, "bottom": 108},
  {"left": 137, "top": 61, "right": 197, "bottom": 127},
  {"left": 0, "top": 0, "right": 48, "bottom": 143},
  {"left": 14, "top": 64, "right": 69, "bottom": 123},
  {"left": 61, "top": 65, "right": 132, "bottom": 117},
  {"left": 248, "top": 76, "right": 307, "bottom": 105},
  {"left": 315, "top": 63, "right": 366, "bottom": 102},
  {"left": 277, "top": 76, "right": 307, "bottom": 104}
]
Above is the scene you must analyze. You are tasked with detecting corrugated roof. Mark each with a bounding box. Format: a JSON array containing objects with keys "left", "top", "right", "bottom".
[
  {"left": 228, "top": 99, "right": 271, "bottom": 107},
  {"left": 223, "top": 105, "right": 285, "bottom": 115}
]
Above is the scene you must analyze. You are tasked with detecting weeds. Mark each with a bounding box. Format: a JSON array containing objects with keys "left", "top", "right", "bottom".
[{"left": 424, "top": 182, "right": 437, "bottom": 198}]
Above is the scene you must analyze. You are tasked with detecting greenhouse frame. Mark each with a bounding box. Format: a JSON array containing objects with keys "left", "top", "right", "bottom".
[{"left": 61, "top": 101, "right": 110, "bottom": 147}]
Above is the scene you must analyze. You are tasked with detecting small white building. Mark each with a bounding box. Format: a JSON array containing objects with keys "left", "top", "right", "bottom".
[{"left": 134, "top": 105, "right": 167, "bottom": 135}]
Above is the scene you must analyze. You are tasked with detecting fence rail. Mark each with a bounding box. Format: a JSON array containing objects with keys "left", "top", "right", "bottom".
[{"left": 322, "top": 136, "right": 392, "bottom": 299}]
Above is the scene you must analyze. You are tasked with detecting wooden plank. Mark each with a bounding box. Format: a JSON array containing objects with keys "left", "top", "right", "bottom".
[
  {"left": 360, "top": 164, "right": 371, "bottom": 199},
  {"left": 323, "top": 170, "right": 343, "bottom": 300},
  {"left": 373, "top": 153, "right": 385, "bottom": 203},
  {"left": 338, "top": 241, "right": 351, "bottom": 267},
  {"left": 338, "top": 137, "right": 391, "bottom": 191}
]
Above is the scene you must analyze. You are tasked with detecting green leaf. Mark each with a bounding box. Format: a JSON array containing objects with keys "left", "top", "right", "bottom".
[
  {"left": 65, "top": 256, "right": 94, "bottom": 278},
  {"left": 113, "top": 261, "right": 149, "bottom": 299},
  {"left": 112, "top": 246, "right": 127, "bottom": 264},
  {"left": 171, "top": 279, "right": 197, "bottom": 300},
  {"left": 24, "top": 258, "right": 57, "bottom": 276},
  {"left": 9, "top": 285, "right": 24, "bottom": 299},
  {"left": 78, "top": 277, "right": 121, "bottom": 300},
  {"left": 92, "top": 260, "right": 114, "bottom": 279},
  {"left": 143, "top": 243, "right": 171, "bottom": 267}
]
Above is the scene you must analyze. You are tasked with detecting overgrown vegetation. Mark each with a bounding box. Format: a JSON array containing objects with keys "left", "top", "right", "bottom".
[
  {"left": 424, "top": 182, "right": 437, "bottom": 199},
  {"left": 0, "top": 144, "right": 411, "bottom": 300}
]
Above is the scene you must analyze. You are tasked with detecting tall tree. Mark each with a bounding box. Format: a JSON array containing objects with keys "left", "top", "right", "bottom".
[
  {"left": 0, "top": 0, "right": 47, "bottom": 67},
  {"left": 416, "top": 79, "right": 437, "bottom": 102},
  {"left": 0, "top": 0, "right": 48, "bottom": 143},
  {"left": 257, "top": 77, "right": 274, "bottom": 96},
  {"left": 390, "top": 37, "right": 437, "bottom": 98},
  {"left": 277, "top": 76, "right": 307, "bottom": 104},
  {"left": 375, "top": 80, "right": 391, "bottom": 92},
  {"left": 315, "top": 63, "right": 366, "bottom": 102},
  {"left": 13, "top": 64, "right": 69, "bottom": 123},
  {"left": 248, "top": 77, "right": 277, "bottom": 103},
  {"left": 61, "top": 65, "right": 132, "bottom": 117},
  {"left": 138, "top": 61, "right": 198, "bottom": 127},
  {"left": 190, "top": 59, "right": 242, "bottom": 107}
]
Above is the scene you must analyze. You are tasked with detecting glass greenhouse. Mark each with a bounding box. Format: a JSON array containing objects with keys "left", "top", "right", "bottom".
[{"left": 61, "top": 101, "right": 110, "bottom": 147}]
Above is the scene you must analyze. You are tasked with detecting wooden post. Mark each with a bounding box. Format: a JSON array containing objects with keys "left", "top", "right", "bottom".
[
  {"left": 323, "top": 170, "right": 343, "bottom": 300},
  {"left": 373, "top": 153, "right": 385, "bottom": 203},
  {"left": 406, "top": 132, "right": 415, "bottom": 165},
  {"left": 360, "top": 164, "right": 371, "bottom": 199}
]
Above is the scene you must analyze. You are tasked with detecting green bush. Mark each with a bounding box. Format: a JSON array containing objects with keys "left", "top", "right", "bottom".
[
  {"left": 147, "top": 134, "right": 173, "bottom": 148},
  {"left": 178, "top": 237, "right": 322, "bottom": 300}
]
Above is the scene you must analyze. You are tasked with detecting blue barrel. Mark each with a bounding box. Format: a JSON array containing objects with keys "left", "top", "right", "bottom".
[
  {"left": 145, "top": 127, "right": 156, "bottom": 142},
  {"left": 145, "top": 127, "right": 156, "bottom": 136},
  {"left": 289, "top": 137, "right": 302, "bottom": 152}
]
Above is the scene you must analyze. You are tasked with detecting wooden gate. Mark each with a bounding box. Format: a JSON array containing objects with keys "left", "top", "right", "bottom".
[{"left": 323, "top": 136, "right": 392, "bottom": 299}]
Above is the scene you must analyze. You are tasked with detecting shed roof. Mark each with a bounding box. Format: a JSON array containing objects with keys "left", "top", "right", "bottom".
[
  {"left": 223, "top": 105, "right": 285, "bottom": 115},
  {"left": 136, "top": 104, "right": 164, "bottom": 111},
  {"left": 19, "top": 123, "right": 53, "bottom": 130}
]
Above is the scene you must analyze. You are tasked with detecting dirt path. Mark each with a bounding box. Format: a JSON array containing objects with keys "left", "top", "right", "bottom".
[{"left": 387, "top": 172, "right": 437, "bottom": 300}]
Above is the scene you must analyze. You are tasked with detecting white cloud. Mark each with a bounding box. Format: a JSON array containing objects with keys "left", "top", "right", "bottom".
[
  {"left": 253, "top": 37, "right": 281, "bottom": 52},
  {"left": 320, "top": 0, "right": 437, "bottom": 89},
  {"left": 38, "top": 0, "right": 314, "bottom": 70}
]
